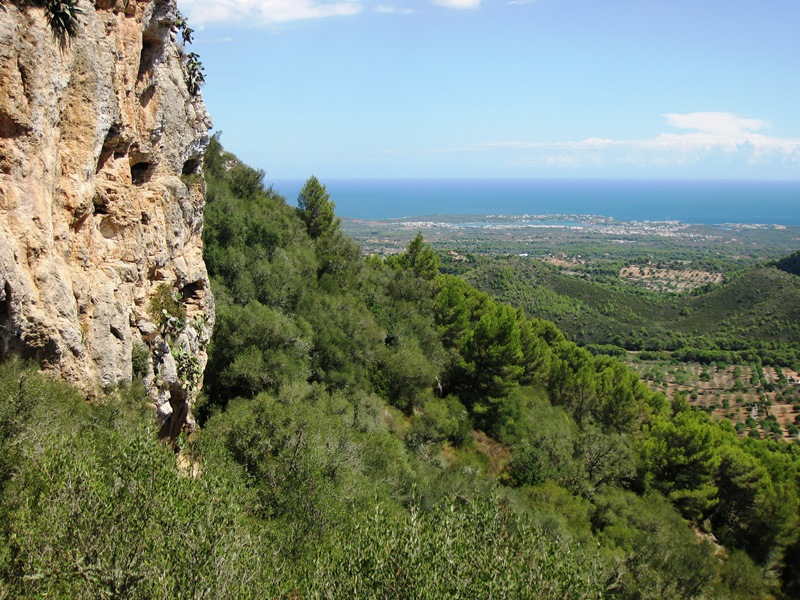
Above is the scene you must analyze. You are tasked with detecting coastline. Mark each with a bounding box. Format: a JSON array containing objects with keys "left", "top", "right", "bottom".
[{"left": 271, "top": 178, "right": 800, "bottom": 227}]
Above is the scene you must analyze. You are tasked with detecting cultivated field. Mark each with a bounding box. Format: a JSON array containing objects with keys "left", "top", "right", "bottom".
[
  {"left": 628, "top": 356, "right": 800, "bottom": 441},
  {"left": 618, "top": 263, "right": 725, "bottom": 292}
]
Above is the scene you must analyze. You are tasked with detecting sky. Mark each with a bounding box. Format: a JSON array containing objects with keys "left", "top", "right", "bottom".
[{"left": 181, "top": 0, "right": 800, "bottom": 180}]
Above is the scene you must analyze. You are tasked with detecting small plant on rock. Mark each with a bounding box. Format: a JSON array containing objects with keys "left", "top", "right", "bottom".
[
  {"left": 172, "top": 346, "right": 202, "bottom": 392},
  {"left": 148, "top": 284, "right": 186, "bottom": 331},
  {"left": 173, "top": 11, "right": 194, "bottom": 45},
  {"left": 184, "top": 52, "right": 205, "bottom": 95},
  {"left": 189, "top": 313, "right": 210, "bottom": 342},
  {"left": 43, "top": 0, "right": 83, "bottom": 38}
]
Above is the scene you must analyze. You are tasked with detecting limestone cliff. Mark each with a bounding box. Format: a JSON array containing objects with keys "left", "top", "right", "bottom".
[{"left": 0, "top": 0, "right": 214, "bottom": 435}]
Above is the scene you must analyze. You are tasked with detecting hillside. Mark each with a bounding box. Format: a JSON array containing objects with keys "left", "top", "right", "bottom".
[
  {"left": 773, "top": 250, "right": 800, "bottom": 277},
  {"left": 3, "top": 130, "right": 800, "bottom": 596},
  {"left": 461, "top": 255, "right": 800, "bottom": 367},
  {"left": 686, "top": 267, "right": 800, "bottom": 344}
]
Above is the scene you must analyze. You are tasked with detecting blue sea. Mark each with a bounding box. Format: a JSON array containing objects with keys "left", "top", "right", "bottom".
[{"left": 271, "top": 179, "right": 800, "bottom": 227}]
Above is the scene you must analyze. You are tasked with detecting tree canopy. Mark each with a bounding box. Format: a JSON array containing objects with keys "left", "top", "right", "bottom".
[{"left": 296, "top": 175, "right": 340, "bottom": 240}]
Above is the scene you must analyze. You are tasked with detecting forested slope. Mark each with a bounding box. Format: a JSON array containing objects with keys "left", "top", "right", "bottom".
[
  {"left": 462, "top": 255, "right": 800, "bottom": 367},
  {"left": 2, "top": 137, "right": 800, "bottom": 597},
  {"left": 773, "top": 250, "right": 800, "bottom": 277}
]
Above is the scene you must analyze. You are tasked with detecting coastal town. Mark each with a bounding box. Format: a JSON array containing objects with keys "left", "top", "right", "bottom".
[{"left": 344, "top": 213, "right": 798, "bottom": 259}]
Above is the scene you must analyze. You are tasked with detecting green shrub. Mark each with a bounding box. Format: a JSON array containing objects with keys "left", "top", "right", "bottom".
[
  {"left": 147, "top": 283, "right": 186, "bottom": 330},
  {"left": 303, "top": 498, "right": 605, "bottom": 598},
  {"left": 592, "top": 489, "right": 717, "bottom": 598},
  {"left": 173, "top": 11, "right": 194, "bottom": 46},
  {"left": 131, "top": 342, "right": 150, "bottom": 379},
  {"left": 171, "top": 346, "right": 202, "bottom": 392},
  {"left": 0, "top": 365, "right": 267, "bottom": 597},
  {"left": 184, "top": 52, "right": 205, "bottom": 95},
  {"left": 406, "top": 394, "right": 472, "bottom": 448}
]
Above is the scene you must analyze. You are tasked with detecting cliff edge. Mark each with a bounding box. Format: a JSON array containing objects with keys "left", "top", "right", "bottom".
[{"left": 0, "top": 0, "right": 214, "bottom": 436}]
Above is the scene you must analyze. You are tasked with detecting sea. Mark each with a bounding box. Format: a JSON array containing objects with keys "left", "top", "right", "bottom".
[{"left": 270, "top": 179, "right": 800, "bottom": 227}]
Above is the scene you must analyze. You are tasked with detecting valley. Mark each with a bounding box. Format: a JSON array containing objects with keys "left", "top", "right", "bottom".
[{"left": 347, "top": 214, "right": 800, "bottom": 441}]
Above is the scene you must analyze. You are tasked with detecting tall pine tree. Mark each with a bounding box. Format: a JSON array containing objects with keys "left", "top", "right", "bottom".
[{"left": 297, "top": 176, "right": 339, "bottom": 240}]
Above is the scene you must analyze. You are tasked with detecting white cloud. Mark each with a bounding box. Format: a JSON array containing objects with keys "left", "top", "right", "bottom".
[
  {"left": 663, "top": 112, "right": 767, "bottom": 137},
  {"left": 432, "top": 0, "right": 481, "bottom": 9},
  {"left": 182, "top": 0, "right": 481, "bottom": 26},
  {"left": 490, "top": 112, "right": 800, "bottom": 165},
  {"left": 182, "top": 0, "right": 362, "bottom": 26},
  {"left": 375, "top": 4, "right": 415, "bottom": 14},
  {"left": 470, "top": 113, "right": 800, "bottom": 170}
]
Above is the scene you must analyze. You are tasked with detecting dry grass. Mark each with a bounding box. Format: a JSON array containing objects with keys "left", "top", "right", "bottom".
[
  {"left": 541, "top": 254, "right": 587, "bottom": 268},
  {"left": 470, "top": 430, "right": 512, "bottom": 476}
]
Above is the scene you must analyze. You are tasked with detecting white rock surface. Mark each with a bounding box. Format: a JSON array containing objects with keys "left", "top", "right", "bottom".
[{"left": 0, "top": 0, "right": 214, "bottom": 434}]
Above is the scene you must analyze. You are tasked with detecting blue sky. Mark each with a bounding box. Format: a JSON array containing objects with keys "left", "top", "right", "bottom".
[{"left": 182, "top": 0, "right": 800, "bottom": 180}]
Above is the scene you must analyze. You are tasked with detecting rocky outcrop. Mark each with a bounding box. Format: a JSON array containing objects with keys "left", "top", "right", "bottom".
[{"left": 0, "top": 0, "right": 214, "bottom": 435}]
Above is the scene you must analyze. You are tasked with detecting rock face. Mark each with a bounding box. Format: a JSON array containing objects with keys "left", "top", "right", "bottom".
[{"left": 0, "top": 0, "right": 214, "bottom": 435}]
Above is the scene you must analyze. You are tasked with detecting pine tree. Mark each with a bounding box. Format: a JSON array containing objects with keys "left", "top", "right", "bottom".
[{"left": 297, "top": 176, "right": 339, "bottom": 240}]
